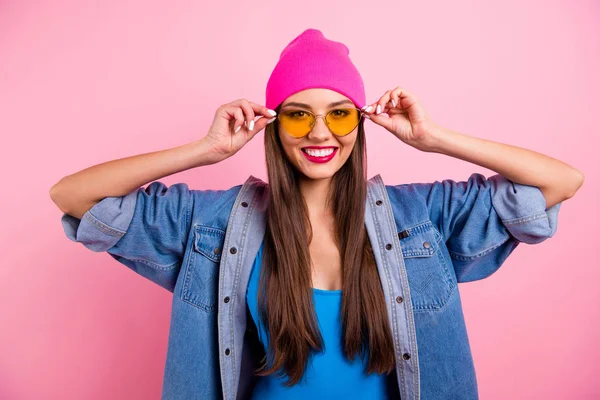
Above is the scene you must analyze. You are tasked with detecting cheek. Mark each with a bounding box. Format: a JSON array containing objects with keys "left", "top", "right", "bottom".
[
  {"left": 279, "top": 137, "right": 299, "bottom": 161},
  {"left": 339, "top": 138, "right": 357, "bottom": 156}
]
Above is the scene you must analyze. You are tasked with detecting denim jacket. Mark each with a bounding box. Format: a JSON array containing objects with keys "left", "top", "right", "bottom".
[{"left": 61, "top": 172, "right": 561, "bottom": 399}]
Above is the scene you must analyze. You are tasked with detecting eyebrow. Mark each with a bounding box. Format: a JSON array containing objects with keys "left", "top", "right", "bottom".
[{"left": 280, "top": 99, "right": 354, "bottom": 110}]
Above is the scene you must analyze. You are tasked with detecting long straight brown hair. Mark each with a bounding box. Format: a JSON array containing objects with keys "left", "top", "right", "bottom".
[{"left": 255, "top": 103, "right": 395, "bottom": 385}]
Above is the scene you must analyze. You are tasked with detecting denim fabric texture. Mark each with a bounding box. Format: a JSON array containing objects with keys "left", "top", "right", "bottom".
[{"left": 61, "top": 173, "right": 561, "bottom": 399}]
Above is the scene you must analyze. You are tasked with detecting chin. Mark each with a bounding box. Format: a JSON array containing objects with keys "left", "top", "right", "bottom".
[
  {"left": 300, "top": 170, "right": 336, "bottom": 180},
  {"left": 295, "top": 162, "right": 342, "bottom": 180}
]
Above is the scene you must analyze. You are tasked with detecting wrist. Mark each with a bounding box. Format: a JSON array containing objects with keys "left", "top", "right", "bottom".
[
  {"left": 188, "top": 138, "right": 226, "bottom": 167},
  {"left": 411, "top": 122, "right": 444, "bottom": 153}
]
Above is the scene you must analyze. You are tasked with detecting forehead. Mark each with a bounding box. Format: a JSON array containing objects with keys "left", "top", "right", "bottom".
[{"left": 281, "top": 88, "right": 355, "bottom": 110}]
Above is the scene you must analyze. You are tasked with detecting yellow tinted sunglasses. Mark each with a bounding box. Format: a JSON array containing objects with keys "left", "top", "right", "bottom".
[{"left": 276, "top": 107, "right": 365, "bottom": 138}]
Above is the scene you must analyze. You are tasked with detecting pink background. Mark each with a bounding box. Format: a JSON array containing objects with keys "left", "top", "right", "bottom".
[{"left": 1, "top": 0, "right": 598, "bottom": 399}]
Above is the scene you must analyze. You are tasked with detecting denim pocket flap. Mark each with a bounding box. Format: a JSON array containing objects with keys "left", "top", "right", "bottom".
[
  {"left": 193, "top": 225, "right": 225, "bottom": 263},
  {"left": 399, "top": 221, "right": 441, "bottom": 258}
]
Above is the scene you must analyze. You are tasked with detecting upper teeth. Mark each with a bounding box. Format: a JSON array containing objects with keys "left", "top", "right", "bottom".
[{"left": 305, "top": 148, "right": 334, "bottom": 157}]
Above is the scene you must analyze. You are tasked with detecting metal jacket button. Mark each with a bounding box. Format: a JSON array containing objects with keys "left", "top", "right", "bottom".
[
  {"left": 396, "top": 296, "right": 403, "bottom": 303},
  {"left": 230, "top": 247, "right": 237, "bottom": 254},
  {"left": 423, "top": 241, "right": 431, "bottom": 249},
  {"left": 241, "top": 202, "right": 248, "bottom": 207},
  {"left": 402, "top": 353, "right": 411, "bottom": 360},
  {"left": 385, "top": 243, "right": 392, "bottom": 250},
  {"left": 376, "top": 200, "right": 383, "bottom": 206},
  {"left": 225, "top": 348, "right": 230, "bottom": 355},
  {"left": 214, "top": 247, "right": 221, "bottom": 254}
]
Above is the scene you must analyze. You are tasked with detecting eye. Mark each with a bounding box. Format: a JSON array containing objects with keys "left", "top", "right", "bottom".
[
  {"left": 331, "top": 109, "right": 350, "bottom": 116},
  {"left": 286, "top": 110, "right": 310, "bottom": 119}
]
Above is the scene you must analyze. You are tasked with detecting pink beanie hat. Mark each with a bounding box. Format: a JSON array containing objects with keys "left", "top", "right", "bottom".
[{"left": 265, "top": 28, "right": 366, "bottom": 110}]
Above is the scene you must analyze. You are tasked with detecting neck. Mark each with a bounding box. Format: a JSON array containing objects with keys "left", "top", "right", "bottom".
[{"left": 298, "top": 175, "right": 333, "bottom": 218}]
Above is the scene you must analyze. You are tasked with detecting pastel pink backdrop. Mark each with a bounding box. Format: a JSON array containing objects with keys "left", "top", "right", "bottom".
[{"left": 0, "top": 1, "right": 597, "bottom": 399}]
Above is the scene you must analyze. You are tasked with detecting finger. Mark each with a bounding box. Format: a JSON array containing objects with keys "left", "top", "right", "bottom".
[
  {"left": 230, "top": 108, "right": 245, "bottom": 133},
  {"left": 392, "top": 87, "right": 417, "bottom": 110},
  {"left": 253, "top": 113, "right": 278, "bottom": 134},
  {"left": 371, "top": 90, "right": 391, "bottom": 115},
  {"left": 390, "top": 89, "right": 399, "bottom": 109},
  {"left": 394, "top": 87, "right": 430, "bottom": 123},
  {"left": 245, "top": 100, "right": 278, "bottom": 119},
  {"left": 362, "top": 90, "right": 392, "bottom": 115},
  {"left": 238, "top": 100, "right": 256, "bottom": 131},
  {"left": 361, "top": 104, "right": 375, "bottom": 114},
  {"left": 245, "top": 116, "right": 265, "bottom": 139},
  {"left": 231, "top": 98, "right": 277, "bottom": 119}
]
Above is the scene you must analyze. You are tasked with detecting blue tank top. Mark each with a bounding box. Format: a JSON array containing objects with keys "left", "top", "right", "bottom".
[{"left": 246, "top": 240, "right": 391, "bottom": 399}]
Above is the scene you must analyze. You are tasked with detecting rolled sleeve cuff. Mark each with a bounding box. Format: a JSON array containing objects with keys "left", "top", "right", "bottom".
[
  {"left": 489, "top": 174, "right": 560, "bottom": 244},
  {"left": 61, "top": 188, "right": 141, "bottom": 252}
]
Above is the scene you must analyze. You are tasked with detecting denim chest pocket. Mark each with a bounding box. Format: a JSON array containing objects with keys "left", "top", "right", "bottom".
[
  {"left": 399, "top": 221, "right": 455, "bottom": 312},
  {"left": 181, "top": 225, "right": 225, "bottom": 312}
]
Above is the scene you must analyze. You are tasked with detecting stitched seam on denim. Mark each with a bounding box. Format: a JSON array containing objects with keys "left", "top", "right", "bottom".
[
  {"left": 182, "top": 225, "right": 224, "bottom": 310},
  {"left": 219, "top": 177, "right": 252, "bottom": 400},
  {"left": 378, "top": 176, "right": 419, "bottom": 399},
  {"left": 181, "top": 295, "right": 216, "bottom": 312},
  {"left": 181, "top": 231, "right": 197, "bottom": 309},
  {"left": 84, "top": 212, "right": 126, "bottom": 237},
  {"left": 182, "top": 187, "right": 192, "bottom": 250},
  {"left": 502, "top": 212, "right": 547, "bottom": 225},
  {"left": 182, "top": 227, "right": 218, "bottom": 312},
  {"left": 371, "top": 181, "right": 406, "bottom": 397},
  {"left": 230, "top": 183, "right": 257, "bottom": 399},
  {"left": 448, "top": 234, "right": 511, "bottom": 260},
  {"left": 400, "top": 221, "right": 439, "bottom": 258},
  {"left": 181, "top": 239, "right": 216, "bottom": 312},
  {"left": 195, "top": 226, "right": 225, "bottom": 262},
  {"left": 180, "top": 296, "right": 215, "bottom": 312},
  {"left": 401, "top": 224, "right": 453, "bottom": 311},
  {"left": 128, "top": 257, "right": 180, "bottom": 271},
  {"left": 409, "top": 249, "right": 454, "bottom": 311},
  {"left": 432, "top": 230, "right": 454, "bottom": 292},
  {"left": 412, "top": 284, "right": 457, "bottom": 313}
]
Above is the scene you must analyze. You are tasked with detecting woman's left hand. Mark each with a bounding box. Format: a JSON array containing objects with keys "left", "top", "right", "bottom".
[{"left": 362, "top": 86, "right": 438, "bottom": 152}]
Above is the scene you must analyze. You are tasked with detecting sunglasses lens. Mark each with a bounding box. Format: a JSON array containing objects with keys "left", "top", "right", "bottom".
[
  {"left": 327, "top": 108, "right": 361, "bottom": 136},
  {"left": 279, "top": 110, "right": 313, "bottom": 138},
  {"left": 279, "top": 108, "right": 361, "bottom": 137}
]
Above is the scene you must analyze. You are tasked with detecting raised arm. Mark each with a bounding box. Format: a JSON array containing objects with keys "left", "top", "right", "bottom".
[{"left": 49, "top": 138, "right": 219, "bottom": 219}]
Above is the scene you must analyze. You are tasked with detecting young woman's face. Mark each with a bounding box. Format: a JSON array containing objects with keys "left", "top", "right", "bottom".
[{"left": 277, "top": 88, "right": 360, "bottom": 181}]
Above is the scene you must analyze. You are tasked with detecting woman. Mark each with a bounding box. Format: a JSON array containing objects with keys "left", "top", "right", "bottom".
[{"left": 51, "top": 29, "right": 584, "bottom": 399}]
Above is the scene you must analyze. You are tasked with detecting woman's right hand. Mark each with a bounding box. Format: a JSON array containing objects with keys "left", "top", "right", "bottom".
[{"left": 204, "top": 99, "right": 277, "bottom": 162}]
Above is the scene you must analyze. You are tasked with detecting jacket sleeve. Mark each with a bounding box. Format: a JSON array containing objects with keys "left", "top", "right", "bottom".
[
  {"left": 60, "top": 182, "right": 192, "bottom": 292},
  {"left": 410, "top": 173, "right": 561, "bottom": 282}
]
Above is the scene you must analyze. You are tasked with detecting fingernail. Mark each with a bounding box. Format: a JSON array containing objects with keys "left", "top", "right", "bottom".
[
  {"left": 267, "top": 109, "right": 277, "bottom": 116},
  {"left": 376, "top": 105, "right": 381, "bottom": 114},
  {"left": 249, "top": 120, "right": 255, "bottom": 130},
  {"left": 391, "top": 99, "right": 396, "bottom": 107},
  {"left": 364, "top": 114, "right": 371, "bottom": 119},
  {"left": 365, "top": 105, "right": 373, "bottom": 113},
  {"left": 235, "top": 125, "right": 241, "bottom": 133},
  {"left": 267, "top": 117, "right": 276, "bottom": 124}
]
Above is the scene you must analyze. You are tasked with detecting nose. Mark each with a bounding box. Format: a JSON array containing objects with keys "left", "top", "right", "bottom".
[{"left": 307, "top": 115, "right": 331, "bottom": 141}]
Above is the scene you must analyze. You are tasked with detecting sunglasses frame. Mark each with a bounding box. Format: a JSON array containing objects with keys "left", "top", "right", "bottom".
[{"left": 275, "top": 106, "right": 366, "bottom": 138}]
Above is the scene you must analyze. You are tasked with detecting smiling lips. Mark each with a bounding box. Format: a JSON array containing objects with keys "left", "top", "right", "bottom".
[{"left": 301, "top": 146, "right": 338, "bottom": 163}]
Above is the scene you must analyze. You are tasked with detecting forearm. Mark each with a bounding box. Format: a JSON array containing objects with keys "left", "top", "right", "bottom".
[
  {"left": 424, "top": 124, "right": 585, "bottom": 209},
  {"left": 50, "top": 138, "right": 218, "bottom": 218}
]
